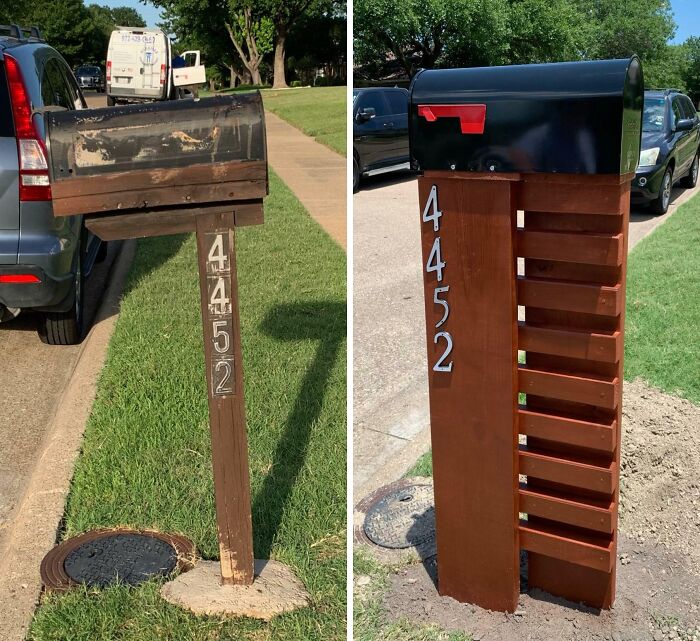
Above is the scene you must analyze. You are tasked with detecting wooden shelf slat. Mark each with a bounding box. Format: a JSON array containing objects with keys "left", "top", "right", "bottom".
[
  {"left": 519, "top": 484, "right": 614, "bottom": 533},
  {"left": 519, "top": 520, "right": 614, "bottom": 572},
  {"left": 519, "top": 446, "right": 617, "bottom": 494},
  {"left": 520, "top": 180, "right": 625, "bottom": 215},
  {"left": 519, "top": 323, "right": 621, "bottom": 363},
  {"left": 517, "top": 230, "right": 623, "bottom": 266},
  {"left": 518, "top": 277, "right": 622, "bottom": 316},
  {"left": 518, "top": 405, "right": 616, "bottom": 452},
  {"left": 519, "top": 365, "right": 619, "bottom": 409}
]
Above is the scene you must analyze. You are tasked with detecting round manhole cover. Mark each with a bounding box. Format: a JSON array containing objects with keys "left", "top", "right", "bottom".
[
  {"left": 40, "top": 529, "right": 196, "bottom": 591},
  {"left": 64, "top": 533, "right": 177, "bottom": 587},
  {"left": 363, "top": 483, "right": 435, "bottom": 549}
]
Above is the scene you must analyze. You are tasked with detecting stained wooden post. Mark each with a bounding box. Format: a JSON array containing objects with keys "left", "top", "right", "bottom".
[
  {"left": 419, "top": 172, "right": 520, "bottom": 612},
  {"left": 195, "top": 211, "right": 254, "bottom": 585}
]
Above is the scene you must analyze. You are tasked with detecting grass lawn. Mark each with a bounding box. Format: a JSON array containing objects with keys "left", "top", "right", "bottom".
[
  {"left": 200, "top": 86, "right": 345, "bottom": 155},
  {"left": 261, "top": 87, "right": 346, "bottom": 156},
  {"left": 29, "top": 171, "right": 346, "bottom": 640},
  {"left": 624, "top": 194, "right": 700, "bottom": 404}
]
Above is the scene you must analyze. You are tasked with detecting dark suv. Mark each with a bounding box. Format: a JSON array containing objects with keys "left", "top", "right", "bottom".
[
  {"left": 633, "top": 89, "right": 700, "bottom": 214},
  {"left": 0, "top": 25, "right": 103, "bottom": 344},
  {"left": 74, "top": 65, "right": 105, "bottom": 92},
  {"left": 353, "top": 87, "right": 410, "bottom": 191}
]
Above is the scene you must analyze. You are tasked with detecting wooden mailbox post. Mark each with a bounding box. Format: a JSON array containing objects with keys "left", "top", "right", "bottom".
[
  {"left": 409, "top": 58, "right": 643, "bottom": 610},
  {"left": 45, "top": 94, "right": 268, "bottom": 585}
]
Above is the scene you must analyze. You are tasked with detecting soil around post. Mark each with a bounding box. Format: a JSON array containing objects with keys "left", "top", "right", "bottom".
[{"left": 160, "top": 559, "right": 310, "bottom": 620}]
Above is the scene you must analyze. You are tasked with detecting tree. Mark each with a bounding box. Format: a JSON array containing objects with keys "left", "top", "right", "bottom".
[
  {"left": 111, "top": 6, "right": 146, "bottom": 27},
  {"left": 224, "top": 1, "right": 273, "bottom": 85},
  {"left": 262, "top": 0, "right": 335, "bottom": 89},
  {"left": 683, "top": 37, "right": 700, "bottom": 106}
]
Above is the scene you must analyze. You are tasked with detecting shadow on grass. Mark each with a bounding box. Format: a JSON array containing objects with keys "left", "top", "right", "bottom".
[
  {"left": 253, "top": 300, "right": 345, "bottom": 559},
  {"left": 120, "top": 234, "right": 188, "bottom": 298}
]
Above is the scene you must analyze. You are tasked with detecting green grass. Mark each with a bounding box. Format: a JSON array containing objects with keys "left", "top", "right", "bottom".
[
  {"left": 354, "top": 552, "right": 471, "bottom": 641},
  {"left": 200, "top": 85, "right": 346, "bottom": 155},
  {"left": 261, "top": 87, "right": 346, "bottom": 156},
  {"left": 624, "top": 193, "right": 700, "bottom": 404},
  {"left": 29, "top": 171, "right": 346, "bottom": 641}
]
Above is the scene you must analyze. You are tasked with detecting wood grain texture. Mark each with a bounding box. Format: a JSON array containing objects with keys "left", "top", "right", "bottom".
[
  {"left": 518, "top": 277, "right": 622, "bottom": 316},
  {"left": 518, "top": 323, "right": 621, "bottom": 363},
  {"left": 85, "top": 201, "right": 263, "bottom": 241},
  {"left": 196, "top": 213, "right": 254, "bottom": 585},
  {"left": 419, "top": 173, "right": 520, "bottom": 612},
  {"left": 517, "top": 230, "right": 623, "bottom": 266}
]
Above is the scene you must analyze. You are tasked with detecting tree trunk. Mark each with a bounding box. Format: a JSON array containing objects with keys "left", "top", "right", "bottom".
[
  {"left": 272, "top": 29, "right": 287, "bottom": 89},
  {"left": 227, "top": 65, "right": 236, "bottom": 89},
  {"left": 250, "top": 66, "right": 262, "bottom": 86}
]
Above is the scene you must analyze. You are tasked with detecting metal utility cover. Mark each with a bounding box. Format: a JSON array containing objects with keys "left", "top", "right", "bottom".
[
  {"left": 363, "top": 483, "right": 435, "bottom": 549},
  {"left": 63, "top": 533, "right": 177, "bottom": 587}
]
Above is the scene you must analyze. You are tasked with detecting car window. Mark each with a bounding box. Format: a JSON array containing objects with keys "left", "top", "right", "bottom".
[
  {"left": 58, "top": 60, "right": 86, "bottom": 109},
  {"left": 357, "top": 92, "right": 388, "bottom": 117},
  {"left": 386, "top": 91, "right": 407, "bottom": 116},
  {"left": 642, "top": 97, "right": 665, "bottom": 132},
  {"left": 671, "top": 98, "right": 684, "bottom": 128},
  {"left": 680, "top": 96, "right": 697, "bottom": 119},
  {"left": 41, "top": 59, "right": 74, "bottom": 109}
]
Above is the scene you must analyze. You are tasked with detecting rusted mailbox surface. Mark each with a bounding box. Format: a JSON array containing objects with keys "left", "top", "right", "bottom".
[
  {"left": 45, "top": 93, "right": 267, "bottom": 239},
  {"left": 409, "top": 58, "right": 642, "bottom": 611},
  {"left": 44, "top": 93, "right": 268, "bottom": 586}
]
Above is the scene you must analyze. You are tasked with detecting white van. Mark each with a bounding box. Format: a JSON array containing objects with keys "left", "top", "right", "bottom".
[{"left": 106, "top": 27, "right": 172, "bottom": 105}]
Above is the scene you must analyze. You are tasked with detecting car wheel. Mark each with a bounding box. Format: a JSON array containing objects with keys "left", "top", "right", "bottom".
[
  {"left": 38, "top": 255, "right": 84, "bottom": 345},
  {"left": 353, "top": 156, "right": 360, "bottom": 193},
  {"left": 651, "top": 166, "right": 673, "bottom": 215},
  {"left": 681, "top": 153, "right": 699, "bottom": 188}
]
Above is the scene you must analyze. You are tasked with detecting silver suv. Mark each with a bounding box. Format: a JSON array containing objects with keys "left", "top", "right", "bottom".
[{"left": 0, "top": 25, "right": 103, "bottom": 344}]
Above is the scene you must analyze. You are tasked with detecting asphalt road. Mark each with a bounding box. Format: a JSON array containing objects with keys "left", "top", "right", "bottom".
[
  {"left": 352, "top": 169, "right": 699, "bottom": 496},
  {"left": 0, "top": 90, "right": 117, "bottom": 552}
]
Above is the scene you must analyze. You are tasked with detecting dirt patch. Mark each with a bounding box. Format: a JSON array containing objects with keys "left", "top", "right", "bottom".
[{"left": 373, "top": 380, "right": 700, "bottom": 641}]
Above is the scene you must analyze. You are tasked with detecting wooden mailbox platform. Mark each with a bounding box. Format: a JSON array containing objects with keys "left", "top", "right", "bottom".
[{"left": 419, "top": 171, "right": 631, "bottom": 611}]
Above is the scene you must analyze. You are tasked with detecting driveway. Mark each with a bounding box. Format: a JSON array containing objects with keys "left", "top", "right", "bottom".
[{"left": 352, "top": 171, "right": 699, "bottom": 498}]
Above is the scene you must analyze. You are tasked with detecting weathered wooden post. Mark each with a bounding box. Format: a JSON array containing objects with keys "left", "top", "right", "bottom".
[
  {"left": 44, "top": 95, "right": 308, "bottom": 615},
  {"left": 409, "top": 57, "right": 643, "bottom": 610}
]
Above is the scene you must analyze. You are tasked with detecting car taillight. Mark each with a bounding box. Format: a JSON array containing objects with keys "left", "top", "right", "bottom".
[
  {"left": 160, "top": 63, "right": 166, "bottom": 86},
  {"left": 0, "top": 274, "right": 41, "bottom": 284},
  {"left": 4, "top": 54, "right": 51, "bottom": 202},
  {"left": 106, "top": 60, "right": 111, "bottom": 82}
]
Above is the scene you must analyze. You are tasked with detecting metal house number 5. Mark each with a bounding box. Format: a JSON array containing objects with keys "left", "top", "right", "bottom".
[{"left": 423, "top": 185, "right": 453, "bottom": 373}]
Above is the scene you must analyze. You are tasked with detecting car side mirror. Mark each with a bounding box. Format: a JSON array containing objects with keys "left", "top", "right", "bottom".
[
  {"left": 676, "top": 118, "right": 695, "bottom": 132},
  {"left": 356, "top": 107, "right": 376, "bottom": 122}
]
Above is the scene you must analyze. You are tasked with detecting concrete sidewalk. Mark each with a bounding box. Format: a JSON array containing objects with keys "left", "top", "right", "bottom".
[
  {"left": 264, "top": 111, "right": 346, "bottom": 250},
  {"left": 352, "top": 172, "right": 699, "bottom": 502}
]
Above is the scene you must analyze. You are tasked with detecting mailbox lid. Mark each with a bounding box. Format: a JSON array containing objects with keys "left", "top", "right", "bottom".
[
  {"left": 409, "top": 57, "right": 643, "bottom": 175},
  {"left": 46, "top": 92, "right": 266, "bottom": 177}
]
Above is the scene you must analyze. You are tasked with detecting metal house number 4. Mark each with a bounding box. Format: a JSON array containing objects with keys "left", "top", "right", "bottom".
[
  {"left": 206, "top": 232, "right": 235, "bottom": 396},
  {"left": 423, "top": 185, "right": 453, "bottom": 373}
]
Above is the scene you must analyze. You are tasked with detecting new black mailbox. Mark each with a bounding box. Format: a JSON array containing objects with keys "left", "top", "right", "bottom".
[
  {"left": 43, "top": 93, "right": 269, "bottom": 588},
  {"left": 410, "top": 57, "right": 643, "bottom": 175},
  {"left": 410, "top": 58, "right": 642, "bottom": 612}
]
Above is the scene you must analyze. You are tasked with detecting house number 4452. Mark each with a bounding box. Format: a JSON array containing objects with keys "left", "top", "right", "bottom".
[{"left": 423, "top": 185, "right": 453, "bottom": 372}]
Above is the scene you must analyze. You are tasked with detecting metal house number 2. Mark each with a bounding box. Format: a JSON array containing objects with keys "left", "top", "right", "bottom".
[
  {"left": 423, "top": 185, "right": 453, "bottom": 373},
  {"left": 206, "top": 232, "right": 235, "bottom": 396}
]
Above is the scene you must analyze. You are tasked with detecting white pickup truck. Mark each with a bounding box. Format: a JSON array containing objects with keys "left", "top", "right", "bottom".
[{"left": 106, "top": 27, "right": 205, "bottom": 105}]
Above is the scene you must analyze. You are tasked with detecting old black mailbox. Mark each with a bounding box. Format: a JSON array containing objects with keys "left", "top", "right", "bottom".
[{"left": 409, "top": 58, "right": 642, "bottom": 612}]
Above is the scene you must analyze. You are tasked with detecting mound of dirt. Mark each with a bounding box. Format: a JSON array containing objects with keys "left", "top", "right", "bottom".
[{"left": 377, "top": 379, "right": 700, "bottom": 641}]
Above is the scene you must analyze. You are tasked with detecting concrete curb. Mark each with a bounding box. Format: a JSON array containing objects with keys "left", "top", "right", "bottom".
[{"left": 0, "top": 240, "right": 136, "bottom": 641}]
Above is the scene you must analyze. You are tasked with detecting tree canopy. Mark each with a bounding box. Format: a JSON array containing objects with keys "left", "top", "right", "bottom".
[{"left": 355, "top": 0, "right": 694, "bottom": 98}]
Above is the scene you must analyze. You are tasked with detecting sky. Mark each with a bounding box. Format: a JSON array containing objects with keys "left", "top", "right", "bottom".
[
  {"left": 106, "top": 0, "right": 699, "bottom": 42},
  {"left": 670, "top": 0, "right": 700, "bottom": 44}
]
